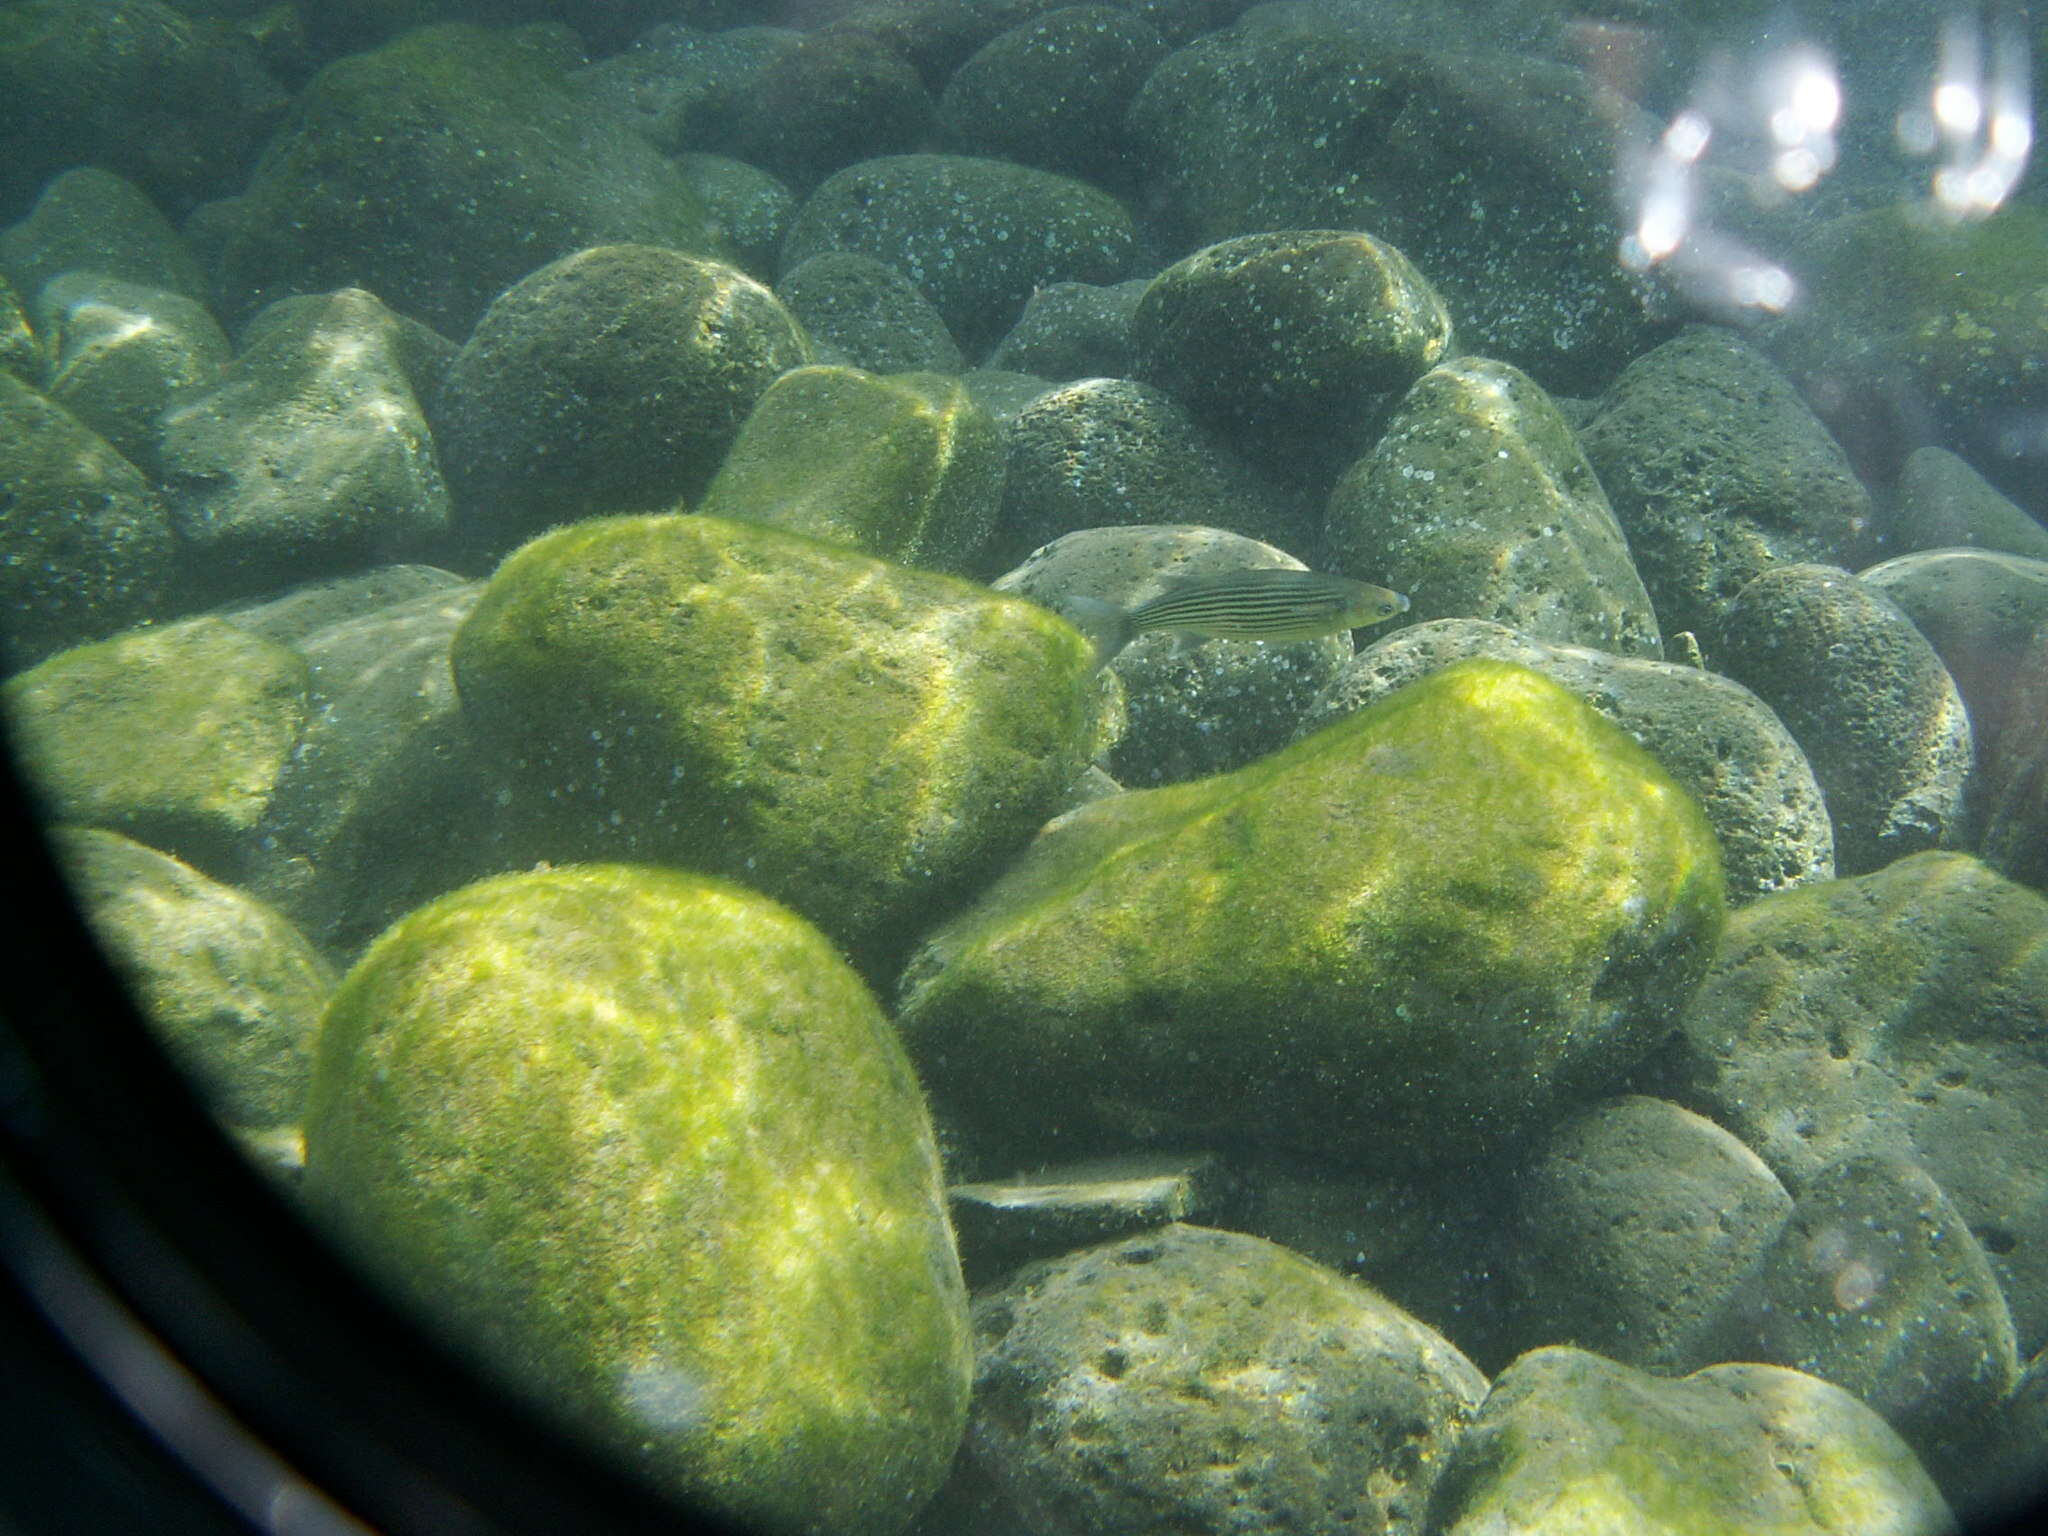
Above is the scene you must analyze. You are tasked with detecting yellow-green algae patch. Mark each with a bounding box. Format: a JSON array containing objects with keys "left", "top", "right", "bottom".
[
  {"left": 896, "top": 658, "right": 1725, "bottom": 1168},
  {"left": 2, "top": 615, "right": 309, "bottom": 875},
  {"left": 451, "top": 513, "right": 1102, "bottom": 974},
  {"left": 302, "top": 863, "right": 972, "bottom": 1535},
  {"left": 1432, "top": 1346, "right": 1951, "bottom": 1535},
  {"left": 697, "top": 365, "right": 1005, "bottom": 574}
]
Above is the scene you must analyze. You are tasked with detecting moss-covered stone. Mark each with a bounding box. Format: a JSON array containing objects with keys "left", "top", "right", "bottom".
[
  {"left": 197, "top": 24, "right": 727, "bottom": 336},
  {"left": 301, "top": 862, "right": 970, "bottom": 1534},
  {"left": 54, "top": 826, "right": 334, "bottom": 1132},
  {"left": 434, "top": 244, "right": 810, "bottom": 554},
  {"left": 896, "top": 658, "right": 1725, "bottom": 1170},
  {"left": 697, "top": 364, "right": 1003, "bottom": 573},
  {"left": 969, "top": 1223, "right": 1487, "bottom": 1535},
  {"left": 3, "top": 616, "right": 310, "bottom": 876},
  {"left": 1431, "top": 1346, "right": 1951, "bottom": 1535},
  {"left": 450, "top": 514, "right": 1102, "bottom": 973},
  {"left": 0, "top": 371, "right": 175, "bottom": 667},
  {"left": 781, "top": 153, "right": 1139, "bottom": 354},
  {"left": 1131, "top": 228, "right": 1453, "bottom": 479}
]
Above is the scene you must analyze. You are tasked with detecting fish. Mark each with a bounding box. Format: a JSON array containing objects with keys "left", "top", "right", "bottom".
[{"left": 1056, "top": 567, "right": 1409, "bottom": 668}]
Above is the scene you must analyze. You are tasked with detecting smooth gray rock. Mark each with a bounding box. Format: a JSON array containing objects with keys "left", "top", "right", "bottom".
[
  {"left": 0, "top": 166, "right": 207, "bottom": 304},
  {"left": 1889, "top": 446, "right": 2048, "bottom": 562}
]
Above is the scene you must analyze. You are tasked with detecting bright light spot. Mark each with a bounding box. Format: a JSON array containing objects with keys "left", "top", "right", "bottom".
[
  {"left": 1728, "top": 263, "right": 1797, "bottom": 313},
  {"left": 1664, "top": 110, "right": 1712, "bottom": 162},
  {"left": 1635, "top": 189, "right": 1690, "bottom": 261},
  {"left": 1791, "top": 66, "right": 1842, "bottom": 133},
  {"left": 1773, "top": 146, "right": 1824, "bottom": 190},
  {"left": 1934, "top": 79, "right": 1984, "bottom": 134},
  {"left": 1992, "top": 109, "right": 2033, "bottom": 156}
]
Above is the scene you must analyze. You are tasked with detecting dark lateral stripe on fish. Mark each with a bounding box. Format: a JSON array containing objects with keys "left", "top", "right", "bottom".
[{"left": 1131, "top": 575, "right": 1361, "bottom": 636}]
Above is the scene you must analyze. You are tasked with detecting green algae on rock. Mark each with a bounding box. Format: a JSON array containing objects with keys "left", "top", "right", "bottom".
[
  {"left": 3, "top": 616, "right": 310, "bottom": 879},
  {"left": 434, "top": 244, "right": 811, "bottom": 554},
  {"left": 969, "top": 1224, "right": 1487, "bottom": 1536},
  {"left": 54, "top": 826, "right": 334, "bottom": 1134},
  {"left": 301, "top": 863, "right": 971, "bottom": 1536},
  {"left": 896, "top": 658, "right": 1725, "bottom": 1170},
  {"left": 697, "top": 364, "right": 1004, "bottom": 574},
  {"left": 1431, "top": 1346, "right": 1952, "bottom": 1535},
  {"left": 451, "top": 514, "right": 1103, "bottom": 974}
]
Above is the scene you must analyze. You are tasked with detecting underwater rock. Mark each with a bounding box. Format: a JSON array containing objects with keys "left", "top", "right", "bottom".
[
  {"left": 1979, "top": 620, "right": 2048, "bottom": 891},
  {"left": 733, "top": 30, "right": 932, "bottom": 191},
  {"left": 0, "top": 276, "right": 36, "bottom": 383},
  {"left": 993, "top": 376, "right": 1307, "bottom": 573},
  {"left": 1578, "top": 326, "right": 1873, "bottom": 640},
  {"left": 1512, "top": 1095, "right": 1793, "bottom": 1377},
  {"left": 673, "top": 152, "right": 796, "bottom": 281},
  {"left": 3, "top": 616, "right": 308, "bottom": 879},
  {"left": 1860, "top": 547, "right": 2048, "bottom": 767},
  {"left": 1707, "top": 563, "right": 1971, "bottom": 876},
  {"left": 936, "top": 6, "right": 1167, "bottom": 185},
  {"left": 194, "top": 24, "right": 726, "bottom": 337},
  {"left": 968, "top": 1223, "right": 1487, "bottom": 1536},
  {"left": 0, "top": 371, "right": 174, "bottom": 667},
  {"left": 1308, "top": 618, "right": 1834, "bottom": 902},
  {"left": 433, "top": 244, "right": 809, "bottom": 554},
  {"left": 232, "top": 577, "right": 487, "bottom": 965},
  {"left": 30, "top": 273, "right": 229, "bottom": 475},
  {"left": 53, "top": 826, "right": 333, "bottom": 1134},
  {"left": 1325, "top": 356, "right": 1661, "bottom": 660},
  {"left": 158, "top": 289, "right": 449, "bottom": 601},
  {"left": 1888, "top": 446, "right": 2048, "bottom": 563},
  {"left": 1703, "top": 1153, "right": 2019, "bottom": 1510},
  {"left": 0, "top": 0, "right": 283, "bottom": 219},
  {"left": 1432, "top": 1346, "right": 1952, "bottom": 1536},
  {"left": 994, "top": 524, "right": 1357, "bottom": 785},
  {"left": 986, "top": 277, "right": 1148, "bottom": 381},
  {"left": 697, "top": 364, "right": 1003, "bottom": 574},
  {"left": 451, "top": 513, "right": 1104, "bottom": 975},
  {"left": 781, "top": 153, "right": 1139, "bottom": 354},
  {"left": 0, "top": 166, "right": 208, "bottom": 306},
  {"left": 1130, "top": 228, "right": 1452, "bottom": 479},
  {"left": 775, "top": 250, "right": 964, "bottom": 374},
  {"left": 1125, "top": 24, "right": 1654, "bottom": 390},
  {"left": 301, "top": 862, "right": 971, "bottom": 1536},
  {"left": 1676, "top": 852, "right": 2048, "bottom": 1358},
  {"left": 1769, "top": 204, "right": 2048, "bottom": 509},
  {"left": 566, "top": 22, "right": 798, "bottom": 158},
  {"left": 896, "top": 658, "right": 1725, "bottom": 1171}
]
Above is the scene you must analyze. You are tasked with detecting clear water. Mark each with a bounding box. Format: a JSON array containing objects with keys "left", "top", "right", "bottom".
[{"left": 3, "top": 1, "right": 2045, "bottom": 1532}]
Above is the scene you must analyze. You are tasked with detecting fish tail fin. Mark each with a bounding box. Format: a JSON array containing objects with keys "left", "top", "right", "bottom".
[{"left": 1053, "top": 593, "right": 1137, "bottom": 672}]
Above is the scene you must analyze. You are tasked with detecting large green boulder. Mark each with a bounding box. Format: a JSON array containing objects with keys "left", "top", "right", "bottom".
[
  {"left": 896, "top": 659, "right": 1725, "bottom": 1170},
  {"left": 450, "top": 514, "right": 1103, "bottom": 975},
  {"left": 301, "top": 863, "right": 971, "bottom": 1535}
]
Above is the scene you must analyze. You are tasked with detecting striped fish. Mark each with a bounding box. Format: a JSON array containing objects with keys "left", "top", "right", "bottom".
[{"left": 1060, "top": 567, "right": 1409, "bottom": 667}]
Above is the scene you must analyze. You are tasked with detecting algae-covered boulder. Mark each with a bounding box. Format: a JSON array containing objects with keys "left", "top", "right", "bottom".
[
  {"left": 451, "top": 514, "right": 1102, "bottom": 972},
  {"left": 3, "top": 616, "right": 310, "bottom": 878},
  {"left": 896, "top": 658, "right": 1725, "bottom": 1169},
  {"left": 53, "top": 826, "right": 334, "bottom": 1134},
  {"left": 434, "top": 244, "right": 811, "bottom": 554},
  {"left": 697, "top": 364, "right": 1004, "bottom": 573},
  {"left": 301, "top": 863, "right": 971, "bottom": 1535},
  {"left": 968, "top": 1224, "right": 1488, "bottom": 1536},
  {"left": 1431, "top": 1346, "right": 1952, "bottom": 1535},
  {"left": 196, "top": 24, "right": 726, "bottom": 336}
]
